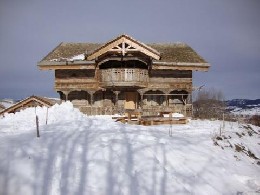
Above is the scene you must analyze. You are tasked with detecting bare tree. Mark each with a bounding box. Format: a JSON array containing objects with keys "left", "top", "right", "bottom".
[
  {"left": 248, "top": 115, "right": 260, "bottom": 127},
  {"left": 193, "top": 88, "right": 225, "bottom": 119}
]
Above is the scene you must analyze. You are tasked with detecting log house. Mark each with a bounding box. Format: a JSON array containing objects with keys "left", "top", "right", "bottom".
[{"left": 38, "top": 34, "right": 210, "bottom": 116}]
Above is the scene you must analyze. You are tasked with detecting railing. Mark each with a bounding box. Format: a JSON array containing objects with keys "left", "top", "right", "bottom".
[{"left": 99, "top": 68, "right": 148, "bottom": 87}]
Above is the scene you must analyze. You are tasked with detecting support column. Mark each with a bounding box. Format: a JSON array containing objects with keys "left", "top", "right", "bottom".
[
  {"left": 88, "top": 91, "right": 95, "bottom": 106},
  {"left": 187, "top": 93, "right": 193, "bottom": 117},
  {"left": 137, "top": 90, "right": 144, "bottom": 109},
  {"left": 187, "top": 93, "right": 192, "bottom": 104},
  {"left": 113, "top": 91, "right": 120, "bottom": 114},
  {"left": 184, "top": 99, "right": 187, "bottom": 117},
  {"left": 140, "top": 92, "right": 144, "bottom": 109},
  {"left": 113, "top": 91, "right": 120, "bottom": 107},
  {"left": 163, "top": 89, "right": 170, "bottom": 107},
  {"left": 87, "top": 90, "right": 95, "bottom": 115},
  {"left": 165, "top": 95, "right": 169, "bottom": 106},
  {"left": 63, "top": 91, "right": 69, "bottom": 101}
]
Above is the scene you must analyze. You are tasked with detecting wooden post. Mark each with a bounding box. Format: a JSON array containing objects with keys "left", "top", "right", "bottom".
[
  {"left": 88, "top": 90, "right": 95, "bottom": 115},
  {"left": 184, "top": 99, "right": 187, "bottom": 117},
  {"left": 165, "top": 95, "right": 168, "bottom": 106},
  {"left": 190, "top": 93, "right": 192, "bottom": 104},
  {"left": 113, "top": 91, "right": 120, "bottom": 106},
  {"left": 137, "top": 90, "right": 144, "bottom": 109},
  {"left": 36, "top": 115, "right": 40, "bottom": 138},
  {"left": 63, "top": 91, "right": 69, "bottom": 101},
  {"left": 45, "top": 107, "right": 49, "bottom": 125},
  {"left": 140, "top": 93, "right": 144, "bottom": 109},
  {"left": 113, "top": 91, "right": 120, "bottom": 114},
  {"left": 223, "top": 112, "right": 225, "bottom": 129}
]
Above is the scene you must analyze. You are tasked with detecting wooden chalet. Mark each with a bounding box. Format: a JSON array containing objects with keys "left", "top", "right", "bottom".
[
  {"left": 0, "top": 96, "right": 59, "bottom": 115},
  {"left": 38, "top": 34, "right": 210, "bottom": 117}
]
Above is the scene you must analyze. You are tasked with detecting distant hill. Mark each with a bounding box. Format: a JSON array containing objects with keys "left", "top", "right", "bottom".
[
  {"left": 226, "top": 99, "right": 260, "bottom": 108},
  {"left": 226, "top": 99, "right": 260, "bottom": 115}
]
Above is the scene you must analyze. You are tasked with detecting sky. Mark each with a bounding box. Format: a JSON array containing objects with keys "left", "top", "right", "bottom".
[{"left": 0, "top": 0, "right": 259, "bottom": 100}]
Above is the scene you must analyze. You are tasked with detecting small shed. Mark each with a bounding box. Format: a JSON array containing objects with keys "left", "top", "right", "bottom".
[{"left": 0, "top": 96, "right": 59, "bottom": 116}]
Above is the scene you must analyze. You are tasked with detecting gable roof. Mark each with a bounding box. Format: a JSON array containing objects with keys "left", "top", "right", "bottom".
[
  {"left": 40, "top": 42, "right": 207, "bottom": 64},
  {"left": 148, "top": 43, "right": 206, "bottom": 63},
  {"left": 87, "top": 34, "right": 161, "bottom": 60},
  {"left": 42, "top": 42, "right": 102, "bottom": 61},
  {"left": 38, "top": 34, "right": 209, "bottom": 71},
  {"left": 0, "top": 96, "right": 59, "bottom": 115}
]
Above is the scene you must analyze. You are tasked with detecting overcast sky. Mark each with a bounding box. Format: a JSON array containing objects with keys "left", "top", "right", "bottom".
[{"left": 0, "top": 0, "right": 259, "bottom": 100}]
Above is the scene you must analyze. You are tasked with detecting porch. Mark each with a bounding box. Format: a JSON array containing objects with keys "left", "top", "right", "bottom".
[{"left": 57, "top": 89, "right": 193, "bottom": 117}]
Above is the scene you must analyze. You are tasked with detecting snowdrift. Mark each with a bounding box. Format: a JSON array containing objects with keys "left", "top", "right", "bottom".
[{"left": 0, "top": 102, "right": 259, "bottom": 195}]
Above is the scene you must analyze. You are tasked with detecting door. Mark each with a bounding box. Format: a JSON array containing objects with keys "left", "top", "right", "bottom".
[{"left": 124, "top": 92, "right": 137, "bottom": 110}]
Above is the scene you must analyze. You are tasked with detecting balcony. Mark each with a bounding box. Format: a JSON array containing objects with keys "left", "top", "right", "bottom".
[{"left": 99, "top": 68, "right": 148, "bottom": 87}]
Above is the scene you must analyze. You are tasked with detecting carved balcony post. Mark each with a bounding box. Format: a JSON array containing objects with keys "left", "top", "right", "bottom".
[
  {"left": 113, "top": 91, "right": 120, "bottom": 106},
  {"left": 137, "top": 89, "right": 144, "bottom": 109},
  {"left": 187, "top": 93, "right": 192, "bottom": 104},
  {"left": 63, "top": 91, "right": 69, "bottom": 101},
  {"left": 88, "top": 90, "right": 95, "bottom": 106},
  {"left": 165, "top": 95, "right": 169, "bottom": 106},
  {"left": 163, "top": 89, "right": 170, "bottom": 107},
  {"left": 87, "top": 90, "right": 96, "bottom": 115}
]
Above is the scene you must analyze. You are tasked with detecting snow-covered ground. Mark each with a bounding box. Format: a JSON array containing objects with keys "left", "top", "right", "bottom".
[
  {"left": 0, "top": 102, "right": 259, "bottom": 195},
  {"left": 231, "top": 107, "right": 260, "bottom": 116}
]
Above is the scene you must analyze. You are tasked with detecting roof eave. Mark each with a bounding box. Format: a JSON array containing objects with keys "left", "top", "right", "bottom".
[
  {"left": 38, "top": 60, "right": 96, "bottom": 70},
  {"left": 152, "top": 61, "right": 210, "bottom": 71}
]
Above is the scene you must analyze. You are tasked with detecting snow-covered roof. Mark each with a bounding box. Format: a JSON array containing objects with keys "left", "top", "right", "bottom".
[
  {"left": 0, "top": 95, "right": 59, "bottom": 115},
  {"left": 40, "top": 34, "right": 209, "bottom": 65}
]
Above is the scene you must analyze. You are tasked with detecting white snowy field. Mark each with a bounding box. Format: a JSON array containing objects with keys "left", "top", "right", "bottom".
[
  {"left": 0, "top": 102, "right": 259, "bottom": 195},
  {"left": 231, "top": 107, "right": 260, "bottom": 116}
]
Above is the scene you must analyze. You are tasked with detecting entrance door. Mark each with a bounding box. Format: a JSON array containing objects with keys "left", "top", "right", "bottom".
[{"left": 125, "top": 92, "right": 137, "bottom": 110}]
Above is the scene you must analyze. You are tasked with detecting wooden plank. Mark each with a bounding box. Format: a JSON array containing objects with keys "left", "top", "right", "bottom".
[
  {"left": 39, "top": 65, "right": 95, "bottom": 70},
  {"left": 152, "top": 64, "right": 209, "bottom": 71}
]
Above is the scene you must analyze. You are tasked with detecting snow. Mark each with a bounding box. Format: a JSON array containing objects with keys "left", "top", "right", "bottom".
[
  {"left": 0, "top": 102, "right": 259, "bottom": 195},
  {"left": 71, "top": 53, "right": 85, "bottom": 61},
  {"left": 50, "top": 53, "right": 85, "bottom": 62},
  {"left": 162, "top": 113, "right": 184, "bottom": 118},
  {"left": 231, "top": 107, "right": 260, "bottom": 116},
  {"left": 0, "top": 99, "right": 15, "bottom": 108}
]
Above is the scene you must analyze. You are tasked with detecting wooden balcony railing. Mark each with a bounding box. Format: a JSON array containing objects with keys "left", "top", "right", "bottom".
[{"left": 99, "top": 68, "right": 148, "bottom": 87}]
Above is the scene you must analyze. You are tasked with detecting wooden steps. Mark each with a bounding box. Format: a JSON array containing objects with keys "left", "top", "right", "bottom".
[{"left": 112, "top": 115, "right": 188, "bottom": 126}]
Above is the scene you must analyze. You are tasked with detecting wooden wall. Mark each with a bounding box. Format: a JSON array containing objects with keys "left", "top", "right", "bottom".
[{"left": 55, "top": 69, "right": 95, "bottom": 78}]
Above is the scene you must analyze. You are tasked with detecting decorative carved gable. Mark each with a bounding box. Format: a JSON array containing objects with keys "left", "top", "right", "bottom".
[{"left": 87, "top": 34, "right": 161, "bottom": 61}]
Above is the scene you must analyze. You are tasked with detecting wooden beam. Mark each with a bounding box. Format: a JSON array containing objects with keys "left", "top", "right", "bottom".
[
  {"left": 152, "top": 62, "right": 210, "bottom": 71},
  {"left": 38, "top": 65, "right": 96, "bottom": 70},
  {"left": 87, "top": 36, "right": 160, "bottom": 61}
]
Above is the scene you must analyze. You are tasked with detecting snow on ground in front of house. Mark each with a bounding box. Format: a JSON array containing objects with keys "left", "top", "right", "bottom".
[{"left": 0, "top": 102, "right": 259, "bottom": 195}]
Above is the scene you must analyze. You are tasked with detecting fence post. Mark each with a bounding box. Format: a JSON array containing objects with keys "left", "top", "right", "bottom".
[
  {"left": 36, "top": 115, "right": 40, "bottom": 138},
  {"left": 45, "top": 107, "right": 49, "bottom": 125}
]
